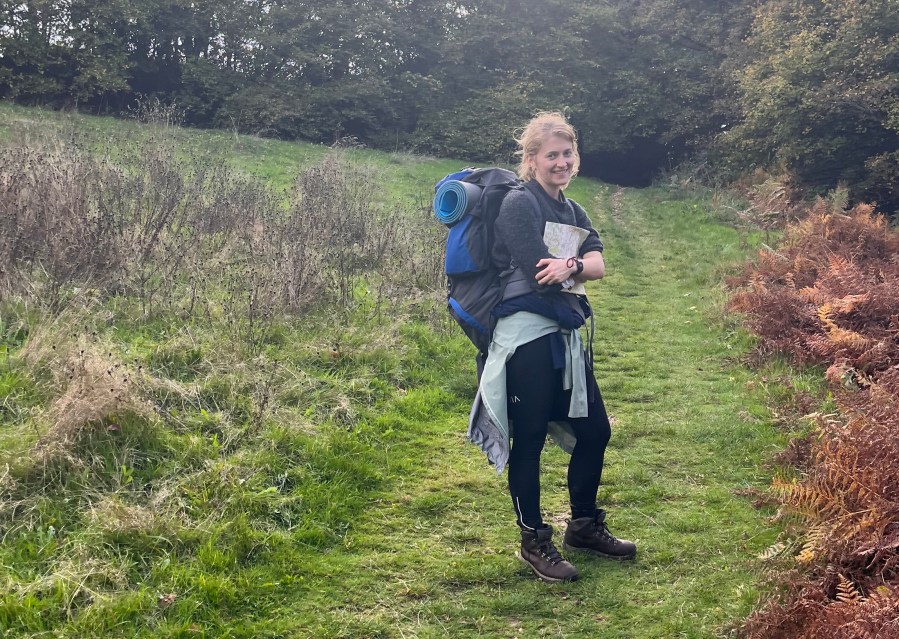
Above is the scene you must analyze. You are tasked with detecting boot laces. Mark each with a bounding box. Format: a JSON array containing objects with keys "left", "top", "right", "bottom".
[
  {"left": 593, "top": 512, "right": 618, "bottom": 544},
  {"left": 538, "top": 539, "right": 564, "bottom": 565}
]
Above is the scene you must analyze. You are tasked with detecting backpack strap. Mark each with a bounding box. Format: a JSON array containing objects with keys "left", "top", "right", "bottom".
[{"left": 567, "top": 197, "right": 597, "bottom": 399}]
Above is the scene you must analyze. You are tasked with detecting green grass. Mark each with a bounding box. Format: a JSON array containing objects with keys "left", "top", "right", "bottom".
[{"left": 0, "top": 104, "right": 801, "bottom": 638}]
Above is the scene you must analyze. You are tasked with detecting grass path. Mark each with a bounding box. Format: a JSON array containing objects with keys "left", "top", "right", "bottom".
[{"left": 280, "top": 185, "right": 786, "bottom": 639}]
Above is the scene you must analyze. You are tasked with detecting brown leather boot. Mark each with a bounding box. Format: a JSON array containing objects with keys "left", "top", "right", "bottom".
[
  {"left": 563, "top": 509, "right": 637, "bottom": 560},
  {"left": 518, "top": 525, "right": 580, "bottom": 582}
]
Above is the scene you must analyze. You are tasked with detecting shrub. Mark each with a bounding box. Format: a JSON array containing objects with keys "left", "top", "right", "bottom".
[
  {"left": 729, "top": 202, "right": 899, "bottom": 638},
  {"left": 0, "top": 123, "right": 445, "bottom": 352},
  {"left": 728, "top": 202, "right": 899, "bottom": 374}
]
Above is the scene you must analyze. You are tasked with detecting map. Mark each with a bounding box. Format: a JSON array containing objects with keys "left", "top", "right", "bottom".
[{"left": 543, "top": 222, "right": 590, "bottom": 295}]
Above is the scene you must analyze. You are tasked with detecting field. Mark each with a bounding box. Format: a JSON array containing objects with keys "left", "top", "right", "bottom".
[{"left": 0, "top": 104, "right": 802, "bottom": 638}]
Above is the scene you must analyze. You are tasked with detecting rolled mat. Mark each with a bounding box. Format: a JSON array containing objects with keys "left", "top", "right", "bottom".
[{"left": 433, "top": 180, "right": 481, "bottom": 226}]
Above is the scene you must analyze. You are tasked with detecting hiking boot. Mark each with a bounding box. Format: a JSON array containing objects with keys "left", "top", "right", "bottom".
[
  {"left": 563, "top": 509, "right": 637, "bottom": 560},
  {"left": 517, "top": 525, "right": 580, "bottom": 583}
]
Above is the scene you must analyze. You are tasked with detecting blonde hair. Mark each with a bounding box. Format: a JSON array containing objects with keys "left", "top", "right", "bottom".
[{"left": 514, "top": 111, "right": 580, "bottom": 181}]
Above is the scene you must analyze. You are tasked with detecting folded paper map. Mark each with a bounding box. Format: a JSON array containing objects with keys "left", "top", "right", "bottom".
[{"left": 543, "top": 221, "right": 590, "bottom": 295}]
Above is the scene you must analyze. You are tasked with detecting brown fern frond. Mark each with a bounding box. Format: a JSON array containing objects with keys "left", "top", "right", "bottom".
[
  {"left": 797, "top": 524, "right": 829, "bottom": 564},
  {"left": 780, "top": 478, "right": 845, "bottom": 520},
  {"left": 835, "top": 573, "right": 862, "bottom": 603},
  {"left": 798, "top": 285, "right": 828, "bottom": 304},
  {"left": 830, "top": 293, "right": 871, "bottom": 315},
  {"left": 827, "top": 327, "right": 872, "bottom": 352},
  {"left": 855, "top": 340, "right": 898, "bottom": 372},
  {"left": 826, "top": 254, "right": 851, "bottom": 275},
  {"left": 817, "top": 303, "right": 837, "bottom": 330},
  {"left": 771, "top": 476, "right": 799, "bottom": 500}
]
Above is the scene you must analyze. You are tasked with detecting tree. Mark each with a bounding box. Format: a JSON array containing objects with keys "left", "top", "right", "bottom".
[{"left": 719, "top": 0, "right": 899, "bottom": 211}]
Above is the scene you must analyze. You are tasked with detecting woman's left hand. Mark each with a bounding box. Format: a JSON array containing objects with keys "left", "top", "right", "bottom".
[{"left": 535, "top": 257, "right": 575, "bottom": 286}]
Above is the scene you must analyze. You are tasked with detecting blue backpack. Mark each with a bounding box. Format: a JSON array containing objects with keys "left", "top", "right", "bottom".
[{"left": 433, "top": 168, "right": 540, "bottom": 355}]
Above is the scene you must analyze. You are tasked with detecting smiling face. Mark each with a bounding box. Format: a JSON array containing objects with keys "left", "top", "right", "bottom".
[{"left": 527, "top": 134, "right": 576, "bottom": 199}]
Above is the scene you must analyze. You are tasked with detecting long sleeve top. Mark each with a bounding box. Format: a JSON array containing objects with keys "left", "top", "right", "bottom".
[{"left": 493, "top": 180, "right": 603, "bottom": 294}]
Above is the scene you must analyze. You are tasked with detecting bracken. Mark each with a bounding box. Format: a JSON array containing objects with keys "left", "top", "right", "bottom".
[{"left": 730, "top": 203, "right": 899, "bottom": 639}]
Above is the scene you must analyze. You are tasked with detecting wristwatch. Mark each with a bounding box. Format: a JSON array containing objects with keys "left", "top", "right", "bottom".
[{"left": 567, "top": 257, "right": 584, "bottom": 275}]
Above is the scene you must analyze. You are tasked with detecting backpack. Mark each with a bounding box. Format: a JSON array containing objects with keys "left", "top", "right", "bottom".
[{"left": 433, "top": 167, "right": 540, "bottom": 355}]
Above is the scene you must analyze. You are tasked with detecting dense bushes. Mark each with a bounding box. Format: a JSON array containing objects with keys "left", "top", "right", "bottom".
[
  {"left": 0, "top": 0, "right": 748, "bottom": 183},
  {"left": 5, "top": 0, "right": 897, "bottom": 208},
  {"left": 717, "top": 0, "right": 899, "bottom": 211},
  {"left": 728, "top": 204, "right": 899, "bottom": 638}
]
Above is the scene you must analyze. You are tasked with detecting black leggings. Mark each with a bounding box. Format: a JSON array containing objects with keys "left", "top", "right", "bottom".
[{"left": 506, "top": 333, "right": 612, "bottom": 530}]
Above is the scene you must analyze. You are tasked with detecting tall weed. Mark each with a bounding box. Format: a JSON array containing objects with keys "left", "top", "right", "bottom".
[{"left": 0, "top": 123, "right": 446, "bottom": 352}]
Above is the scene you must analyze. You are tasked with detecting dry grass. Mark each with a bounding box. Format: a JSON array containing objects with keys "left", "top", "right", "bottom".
[
  {"left": 0, "top": 124, "right": 445, "bottom": 347},
  {"left": 19, "top": 302, "right": 150, "bottom": 448}
]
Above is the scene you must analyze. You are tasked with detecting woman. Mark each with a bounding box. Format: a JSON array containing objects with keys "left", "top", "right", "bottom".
[{"left": 471, "top": 112, "right": 635, "bottom": 583}]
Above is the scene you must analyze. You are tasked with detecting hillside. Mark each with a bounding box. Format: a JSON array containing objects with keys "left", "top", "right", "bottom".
[{"left": 0, "top": 105, "right": 792, "bottom": 638}]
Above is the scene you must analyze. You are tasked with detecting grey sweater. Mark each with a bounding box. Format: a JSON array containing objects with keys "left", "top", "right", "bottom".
[{"left": 493, "top": 180, "right": 603, "bottom": 294}]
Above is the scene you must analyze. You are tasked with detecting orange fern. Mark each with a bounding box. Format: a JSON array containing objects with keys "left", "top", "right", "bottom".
[{"left": 732, "top": 201, "right": 899, "bottom": 639}]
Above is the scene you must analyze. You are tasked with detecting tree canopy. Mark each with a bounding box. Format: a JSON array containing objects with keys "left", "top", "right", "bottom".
[
  {"left": 2, "top": 0, "right": 897, "bottom": 209},
  {"left": 718, "top": 0, "right": 899, "bottom": 208}
]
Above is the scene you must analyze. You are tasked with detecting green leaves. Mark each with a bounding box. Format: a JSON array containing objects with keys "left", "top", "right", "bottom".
[
  {"left": 1, "top": 0, "right": 896, "bottom": 207},
  {"left": 720, "top": 0, "right": 899, "bottom": 209}
]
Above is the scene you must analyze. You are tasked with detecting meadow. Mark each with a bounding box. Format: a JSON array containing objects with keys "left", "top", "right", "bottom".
[{"left": 0, "top": 104, "right": 803, "bottom": 638}]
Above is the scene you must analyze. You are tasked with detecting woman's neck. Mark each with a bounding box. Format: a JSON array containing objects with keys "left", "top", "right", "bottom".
[{"left": 533, "top": 178, "right": 563, "bottom": 201}]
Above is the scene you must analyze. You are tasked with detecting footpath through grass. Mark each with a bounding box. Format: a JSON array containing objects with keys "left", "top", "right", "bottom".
[
  {"left": 0, "top": 106, "right": 790, "bottom": 638},
  {"left": 284, "top": 186, "right": 788, "bottom": 639}
]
